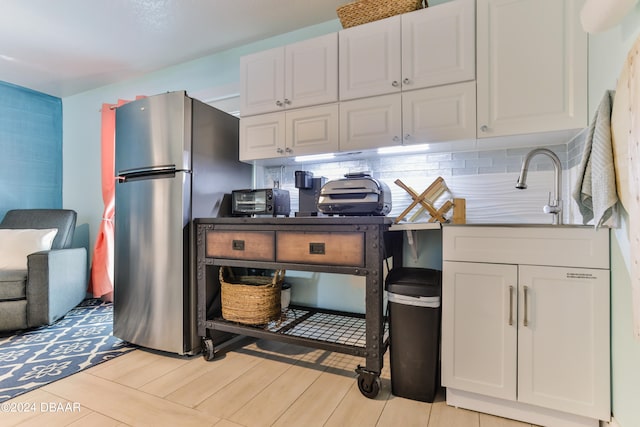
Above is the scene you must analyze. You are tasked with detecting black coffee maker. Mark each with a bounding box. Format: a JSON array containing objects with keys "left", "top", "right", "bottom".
[{"left": 295, "top": 170, "right": 326, "bottom": 217}]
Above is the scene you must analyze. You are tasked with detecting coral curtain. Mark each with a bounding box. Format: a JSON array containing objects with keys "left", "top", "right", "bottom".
[{"left": 88, "top": 97, "right": 143, "bottom": 301}]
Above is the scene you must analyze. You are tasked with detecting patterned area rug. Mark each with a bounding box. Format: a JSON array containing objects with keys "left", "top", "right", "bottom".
[{"left": 0, "top": 298, "right": 134, "bottom": 402}]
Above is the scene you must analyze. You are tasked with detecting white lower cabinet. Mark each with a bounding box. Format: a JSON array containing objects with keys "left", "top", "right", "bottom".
[
  {"left": 442, "top": 226, "right": 610, "bottom": 427},
  {"left": 442, "top": 261, "right": 518, "bottom": 400},
  {"left": 517, "top": 265, "right": 609, "bottom": 419},
  {"left": 239, "top": 104, "right": 339, "bottom": 161}
]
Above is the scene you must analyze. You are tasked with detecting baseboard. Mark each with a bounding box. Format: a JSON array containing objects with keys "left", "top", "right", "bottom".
[
  {"left": 446, "top": 388, "right": 601, "bottom": 427},
  {"left": 603, "top": 417, "right": 621, "bottom": 427}
]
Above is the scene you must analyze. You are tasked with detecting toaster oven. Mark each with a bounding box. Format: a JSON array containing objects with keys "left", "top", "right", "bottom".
[{"left": 231, "top": 188, "right": 290, "bottom": 217}]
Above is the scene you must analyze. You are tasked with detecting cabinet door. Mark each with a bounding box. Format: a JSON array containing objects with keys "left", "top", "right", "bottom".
[
  {"left": 339, "top": 94, "right": 402, "bottom": 151},
  {"left": 239, "top": 47, "right": 285, "bottom": 117},
  {"left": 339, "top": 15, "right": 402, "bottom": 101},
  {"left": 402, "top": 82, "right": 476, "bottom": 144},
  {"left": 285, "top": 104, "right": 339, "bottom": 157},
  {"left": 442, "top": 261, "right": 518, "bottom": 401},
  {"left": 476, "top": 0, "right": 587, "bottom": 137},
  {"left": 239, "top": 112, "right": 285, "bottom": 161},
  {"left": 402, "top": 0, "right": 475, "bottom": 91},
  {"left": 285, "top": 33, "right": 338, "bottom": 110},
  {"left": 518, "top": 265, "right": 610, "bottom": 420}
]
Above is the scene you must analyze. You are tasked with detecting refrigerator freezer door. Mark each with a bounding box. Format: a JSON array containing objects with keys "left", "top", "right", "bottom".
[
  {"left": 115, "top": 91, "right": 191, "bottom": 174},
  {"left": 114, "top": 171, "right": 192, "bottom": 354}
]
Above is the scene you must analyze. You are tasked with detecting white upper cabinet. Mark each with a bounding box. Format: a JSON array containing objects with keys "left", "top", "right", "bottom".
[
  {"left": 240, "top": 48, "right": 284, "bottom": 117},
  {"left": 240, "top": 33, "right": 338, "bottom": 116},
  {"left": 339, "top": 0, "right": 475, "bottom": 101},
  {"left": 340, "top": 82, "right": 476, "bottom": 151},
  {"left": 339, "top": 16, "right": 402, "bottom": 101},
  {"left": 285, "top": 105, "right": 339, "bottom": 158},
  {"left": 402, "top": 81, "right": 476, "bottom": 144},
  {"left": 476, "top": 0, "right": 588, "bottom": 137},
  {"left": 339, "top": 94, "right": 403, "bottom": 151},
  {"left": 239, "top": 112, "right": 284, "bottom": 160},
  {"left": 402, "top": 0, "right": 475, "bottom": 90},
  {"left": 238, "top": 0, "right": 589, "bottom": 161},
  {"left": 340, "top": 81, "right": 476, "bottom": 151},
  {"left": 240, "top": 104, "right": 339, "bottom": 161}
]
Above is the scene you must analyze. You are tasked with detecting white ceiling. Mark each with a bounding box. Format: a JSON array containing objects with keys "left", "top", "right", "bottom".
[{"left": 0, "top": 0, "right": 348, "bottom": 98}]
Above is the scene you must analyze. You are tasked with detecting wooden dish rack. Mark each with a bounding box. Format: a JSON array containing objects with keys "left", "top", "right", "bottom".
[{"left": 394, "top": 176, "right": 465, "bottom": 224}]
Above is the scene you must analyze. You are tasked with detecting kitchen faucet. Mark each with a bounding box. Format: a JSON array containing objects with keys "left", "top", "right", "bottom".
[{"left": 515, "top": 148, "right": 563, "bottom": 225}]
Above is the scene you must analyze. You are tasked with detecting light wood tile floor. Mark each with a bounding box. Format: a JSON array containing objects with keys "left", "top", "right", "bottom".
[{"left": 2, "top": 338, "right": 539, "bottom": 427}]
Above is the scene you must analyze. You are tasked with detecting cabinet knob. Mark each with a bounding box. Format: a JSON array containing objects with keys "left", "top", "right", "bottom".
[
  {"left": 284, "top": 98, "right": 291, "bottom": 105},
  {"left": 285, "top": 147, "right": 292, "bottom": 153},
  {"left": 276, "top": 100, "right": 284, "bottom": 107},
  {"left": 391, "top": 81, "right": 399, "bottom": 87},
  {"left": 276, "top": 148, "right": 284, "bottom": 154},
  {"left": 404, "top": 134, "right": 410, "bottom": 140},
  {"left": 403, "top": 78, "right": 410, "bottom": 85},
  {"left": 393, "top": 136, "right": 400, "bottom": 142},
  {"left": 480, "top": 125, "right": 489, "bottom": 132}
]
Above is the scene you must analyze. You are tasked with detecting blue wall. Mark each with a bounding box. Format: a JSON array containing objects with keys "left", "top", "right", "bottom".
[{"left": 0, "top": 81, "right": 62, "bottom": 220}]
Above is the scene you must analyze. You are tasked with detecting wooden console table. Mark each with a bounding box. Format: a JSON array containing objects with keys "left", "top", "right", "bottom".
[{"left": 195, "top": 216, "right": 400, "bottom": 398}]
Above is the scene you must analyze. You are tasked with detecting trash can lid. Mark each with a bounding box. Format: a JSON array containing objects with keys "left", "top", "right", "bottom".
[{"left": 385, "top": 267, "right": 441, "bottom": 298}]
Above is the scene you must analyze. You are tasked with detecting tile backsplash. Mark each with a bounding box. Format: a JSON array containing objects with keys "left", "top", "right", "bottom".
[{"left": 259, "top": 133, "right": 588, "bottom": 224}]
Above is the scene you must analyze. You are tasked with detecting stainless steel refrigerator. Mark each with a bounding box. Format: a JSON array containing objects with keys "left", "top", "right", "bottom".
[{"left": 113, "top": 91, "right": 251, "bottom": 355}]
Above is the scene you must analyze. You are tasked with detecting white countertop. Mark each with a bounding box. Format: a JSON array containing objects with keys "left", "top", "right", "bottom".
[{"left": 389, "top": 222, "right": 442, "bottom": 231}]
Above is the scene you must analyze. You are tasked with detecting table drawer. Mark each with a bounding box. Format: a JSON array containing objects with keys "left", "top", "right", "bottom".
[
  {"left": 206, "top": 231, "right": 275, "bottom": 261},
  {"left": 276, "top": 231, "right": 364, "bottom": 267}
]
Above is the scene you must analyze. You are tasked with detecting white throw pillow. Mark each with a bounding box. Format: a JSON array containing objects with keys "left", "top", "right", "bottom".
[{"left": 0, "top": 228, "right": 58, "bottom": 270}]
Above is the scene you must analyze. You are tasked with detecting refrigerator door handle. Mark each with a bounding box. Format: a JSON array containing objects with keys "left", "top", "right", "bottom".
[
  {"left": 118, "top": 165, "right": 189, "bottom": 182},
  {"left": 119, "top": 164, "right": 175, "bottom": 173}
]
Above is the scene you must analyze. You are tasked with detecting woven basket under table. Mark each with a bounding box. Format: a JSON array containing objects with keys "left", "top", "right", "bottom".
[
  {"left": 337, "top": 0, "right": 424, "bottom": 29},
  {"left": 220, "top": 267, "right": 284, "bottom": 325}
]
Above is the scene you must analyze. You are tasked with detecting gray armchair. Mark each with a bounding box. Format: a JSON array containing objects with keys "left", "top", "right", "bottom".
[{"left": 0, "top": 209, "right": 87, "bottom": 332}]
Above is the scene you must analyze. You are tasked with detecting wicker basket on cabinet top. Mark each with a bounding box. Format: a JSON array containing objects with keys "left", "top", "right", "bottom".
[{"left": 337, "top": 0, "right": 424, "bottom": 28}]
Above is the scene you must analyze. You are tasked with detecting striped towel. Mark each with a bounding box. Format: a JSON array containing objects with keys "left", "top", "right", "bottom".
[{"left": 572, "top": 90, "right": 618, "bottom": 228}]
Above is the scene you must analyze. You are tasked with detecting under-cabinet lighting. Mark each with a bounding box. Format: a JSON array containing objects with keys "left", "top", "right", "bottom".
[
  {"left": 377, "top": 143, "right": 431, "bottom": 155},
  {"left": 294, "top": 153, "right": 336, "bottom": 162}
]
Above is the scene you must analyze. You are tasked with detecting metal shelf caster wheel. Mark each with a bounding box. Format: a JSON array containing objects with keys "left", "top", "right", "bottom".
[
  {"left": 202, "top": 338, "right": 215, "bottom": 361},
  {"left": 356, "top": 366, "right": 381, "bottom": 399}
]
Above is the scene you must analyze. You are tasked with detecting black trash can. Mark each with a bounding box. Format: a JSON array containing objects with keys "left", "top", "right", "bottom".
[{"left": 386, "top": 267, "right": 442, "bottom": 402}]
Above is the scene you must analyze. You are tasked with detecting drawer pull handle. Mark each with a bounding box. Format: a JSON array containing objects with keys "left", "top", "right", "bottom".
[
  {"left": 232, "top": 240, "right": 245, "bottom": 251},
  {"left": 309, "top": 242, "right": 325, "bottom": 255}
]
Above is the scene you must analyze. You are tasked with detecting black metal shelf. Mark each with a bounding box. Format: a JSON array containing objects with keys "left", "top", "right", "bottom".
[
  {"left": 195, "top": 217, "right": 402, "bottom": 398},
  {"left": 205, "top": 305, "right": 389, "bottom": 357}
]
